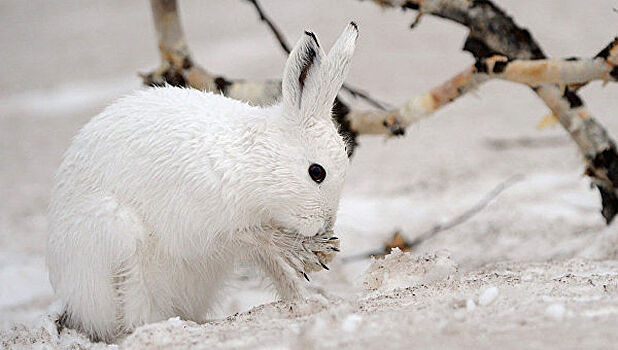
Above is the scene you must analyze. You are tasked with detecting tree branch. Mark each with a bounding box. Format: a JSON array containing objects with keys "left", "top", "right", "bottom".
[
  {"left": 347, "top": 66, "right": 488, "bottom": 134},
  {"left": 342, "top": 175, "right": 524, "bottom": 262},
  {"left": 476, "top": 49, "right": 617, "bottom": 87},
  {"left": 353, "top": 37, "right": 617, "bottom": 134},
  {"left": 143, "top": 1, "right": 283, "bottom": 105},
  {"left": 244, "top": 0, "right": 292, "bottom": 54},
  {"left": 362, "top": 0, "right": 618, "bottom": 224}
]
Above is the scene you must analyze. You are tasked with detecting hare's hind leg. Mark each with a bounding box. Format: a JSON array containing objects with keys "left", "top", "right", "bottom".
[{"left": 48, "top": 194, "right": 151, "bottom": 342}]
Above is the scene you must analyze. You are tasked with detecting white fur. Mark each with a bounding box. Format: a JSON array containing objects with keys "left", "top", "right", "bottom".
[{"left": 46, "top": 24, "right": 358, "bottom": 342}]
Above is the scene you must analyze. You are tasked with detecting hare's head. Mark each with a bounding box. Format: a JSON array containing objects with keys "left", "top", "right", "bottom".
[{"left": 255, "top": 23, "right": 358, "bottom": 237}]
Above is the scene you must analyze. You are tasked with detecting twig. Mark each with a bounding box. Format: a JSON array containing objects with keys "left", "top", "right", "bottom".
[
  {"left": 244, "top": 0, "right": 392, "bottom": 110},
  {"left": 369, "top": 39, "right": 617, "bottom": 132},
  {"left": 340, "top": 86, "right": 392, "bottom": 110},
  {"left": 341, "top": 175, "right": 524, "bottom": 263},
  {"left": 409, "top": 11, "right": 423, "bottom": 28},
  {"left": 406, "top": 175, "right": 524, "bottom": 248},
  {"left": 245, "top": 0, "right": 291, "bottom": 54},
  {"left": 484, "top": 135, "right": 570, "bottom": 150}
]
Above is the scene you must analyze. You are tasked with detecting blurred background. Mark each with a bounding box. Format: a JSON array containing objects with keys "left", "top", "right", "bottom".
[{"left": 1, "top": 0, "right": 617, "bottom": 333}]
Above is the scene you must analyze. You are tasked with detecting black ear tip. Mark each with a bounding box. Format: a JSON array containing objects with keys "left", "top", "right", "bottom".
[
  {"left": 349, "top": 21, "right": 358, "bottom": 31},
  {"left": 304, "top": 31, "right": 319, "bottom": 47}
]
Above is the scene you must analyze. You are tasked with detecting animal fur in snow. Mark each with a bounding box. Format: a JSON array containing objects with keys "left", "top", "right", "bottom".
[{"left": 46, "top": 23, "right": 358, "bottom": 342}]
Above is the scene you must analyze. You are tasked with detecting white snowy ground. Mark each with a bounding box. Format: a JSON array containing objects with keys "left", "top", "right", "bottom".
[{"left": 1, "top": 0, "right": 618, "bottom": 349}]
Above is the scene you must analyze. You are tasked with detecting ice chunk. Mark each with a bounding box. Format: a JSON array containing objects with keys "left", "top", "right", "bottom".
[
  {"left": 545, "top": 303, "right": 566, "bottom": 321},
  {"left": 466, "top": 299, "right": 476, "bottom": 312},
  {"left": 478, "top": 286, "right": 499, "bottom": 306},
  {"left": 341, "top": 314, "right": 363, "bottom": 332}
]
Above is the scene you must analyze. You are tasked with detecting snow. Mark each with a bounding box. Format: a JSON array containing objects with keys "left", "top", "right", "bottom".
[
  {"left": 0, "top": 254, "right": 52, "bottom": 309},
  {"left": 340, "top": 314, "right": 363, "bottom": 332},
  {"left": 2, "top": 0, "right": 618, "bottom": 349},
  {"left": 545, "top": 304, "right": 566, "bottom": 321},
  {"left": 466, "top": 299, "right": 476, "bottom": 312},
  {"left": 0, "top": 78, "right": 136, "bottom": 118},
  {"left": 583, "top": 307, "right": 618, "bottom": 318},
  {"left": 362, "top": 248, "right": 457, "bottom": 294},
  {"left": 478, "top": 287, "right": 499, "bottom": 306}
]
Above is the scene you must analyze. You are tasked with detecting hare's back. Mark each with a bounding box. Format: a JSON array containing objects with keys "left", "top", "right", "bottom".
[
  {"left": 57, "top": 87, "right": 255, "bottom": 217},
  {"left": 72, "top": 87, "right": 255, "bottom": 164},
  {"left": 87, "top": 87, "right": 254, "bottom": 138}
]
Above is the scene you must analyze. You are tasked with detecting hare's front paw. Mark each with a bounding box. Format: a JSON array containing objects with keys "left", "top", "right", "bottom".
[
  {"left": 301, "top": 233, "right": 340, "bottom": 273},
  {"left": 274, "top": 231, "right": 340, "bottom": 281}
]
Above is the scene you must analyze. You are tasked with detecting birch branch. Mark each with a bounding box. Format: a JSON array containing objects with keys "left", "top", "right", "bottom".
[
  {"left": 476, "top": 48, "right": 618, "bottom": 87},
  {"left": 362, "top": 0, "right": 618, "bottom": 224},
  {"left": 144, "top": 0, "right": 282, "bottom": 104},
  {"left": 356, "top": 37, "right": 618, "bottom": 133},
  {"left": 348, "top": 66, "right": 488, "bottom": 134},
  {"left": 571, "top": 37, "right": 618, "bottom": 91}
]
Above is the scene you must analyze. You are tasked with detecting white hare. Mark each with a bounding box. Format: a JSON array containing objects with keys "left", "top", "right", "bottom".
[{"left": 46, "top": 23, "right": 358, "bottom": 342}]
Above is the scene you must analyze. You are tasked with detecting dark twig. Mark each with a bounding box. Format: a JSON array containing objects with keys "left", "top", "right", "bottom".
[
  {"left": 245, "top": 0, "right": 392, "bottom": 110},
  {"left": 410, "top": 11, "right": 423, "bottom": 28},
  {"left": 484, "top": 135, "right": 571, "bottom": 151},
  {"left": 245, "top": 0, "right": 292, "bottom": 54},
  {"left": 340, "top": 87, "right": 393, "bottom": 110},
  {"left": 405, "top": 175, "right": 524, "bottom": 248},
  {"left": 342, "top": 175, "right": 524, "bottom": 263}
]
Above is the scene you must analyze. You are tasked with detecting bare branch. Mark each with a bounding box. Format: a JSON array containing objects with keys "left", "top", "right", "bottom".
[
  {"left": 347, "top": 66, "right": 488, "bottom": 134},
  {"left": 144, "top": 0, "right": 282, "bottom": 104},
  {"left": 477, "top": 52, "right": 617, "bottom": 87},
  {"left": 149, "top": 0, "right": 189, "bottom": 66},
  {"left": 342, "top": 175, "right": 524, "bottom": 262},
  {"left": 350, "top": 37, "right": 618, "bottom": 134},
  {"left": 407, "top": 175, "right": 524, "bottom": 249},
  {"left": 362, "top": 0, "right": 618, "bottom": 224},
  {"left": 244, "top": 0, "right": 291, "bottom": 54},
  {"left": 340, "top": 86, "right": 393, "bottom": 110}
]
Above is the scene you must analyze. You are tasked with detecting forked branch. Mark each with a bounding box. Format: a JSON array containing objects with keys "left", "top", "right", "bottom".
[{"left": 361, "top": 0, "right": 618, "bottom": 223}]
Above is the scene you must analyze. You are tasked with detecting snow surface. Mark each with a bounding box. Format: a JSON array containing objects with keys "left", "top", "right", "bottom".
[{"left": 1, "top": 0, "right": 618, "bottom": 349}]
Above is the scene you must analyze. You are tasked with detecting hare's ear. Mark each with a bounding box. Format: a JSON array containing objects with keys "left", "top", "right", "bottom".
[
  {"left": 281, "top": 30, "right": 326, "bottom": 112},
  {"left": 323, "top": 22, "right": 358, "bottom": 108},
  {"left": 282, "top": 24, "right": 358, "bottom": 121}
]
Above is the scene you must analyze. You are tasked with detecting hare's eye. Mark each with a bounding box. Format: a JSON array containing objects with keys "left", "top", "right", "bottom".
[{"left": 308, "top": 163, "right": 326, "bottom": 183}]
